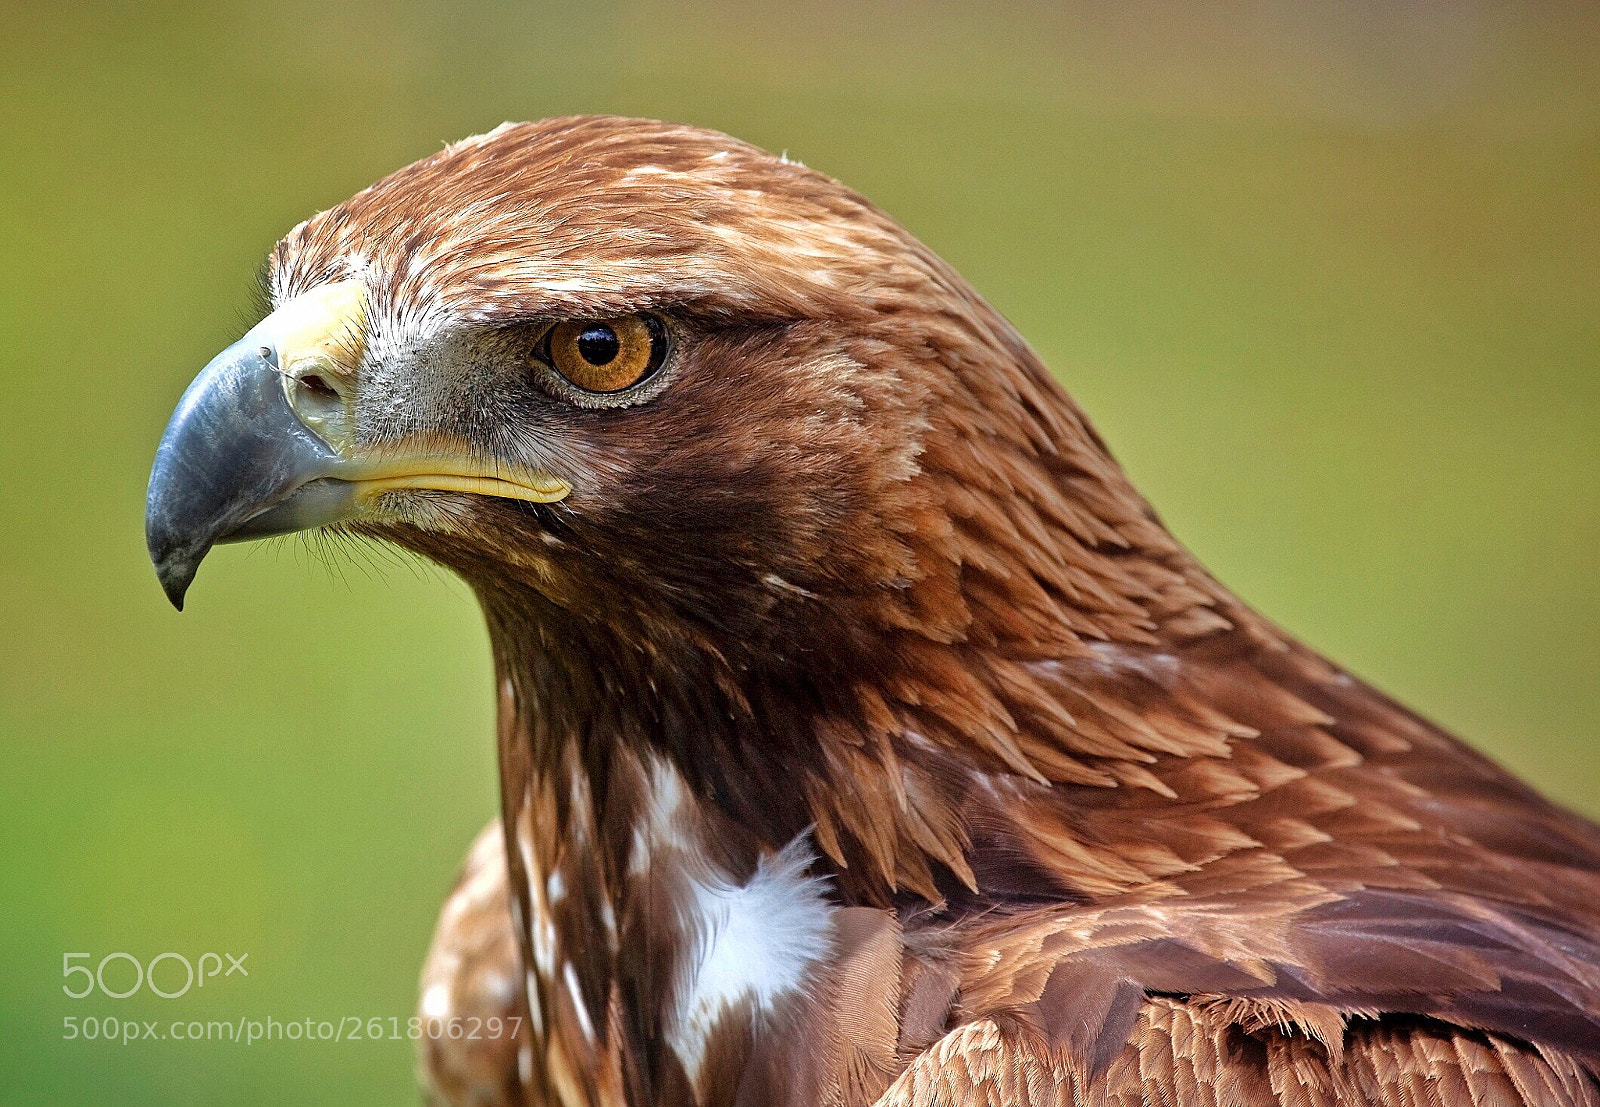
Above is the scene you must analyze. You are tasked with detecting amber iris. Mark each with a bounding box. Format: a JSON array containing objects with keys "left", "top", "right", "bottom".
[{"left": 545, "top": 314, "right": 667, "bottom": 393}]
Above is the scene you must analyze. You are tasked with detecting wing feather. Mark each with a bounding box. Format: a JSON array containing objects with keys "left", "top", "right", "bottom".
[{"left": 873, "top": 1000, "right": 1600, "bottom": 1107}]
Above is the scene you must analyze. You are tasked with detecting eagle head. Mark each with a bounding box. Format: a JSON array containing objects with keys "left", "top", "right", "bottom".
[{"left": 150, "top": 116, "right": 1107, "bottom": 637}]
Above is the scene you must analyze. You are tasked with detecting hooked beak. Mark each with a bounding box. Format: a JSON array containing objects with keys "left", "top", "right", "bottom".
[{"left": 145, "top": 280, "right": 569, "bottom": 609}]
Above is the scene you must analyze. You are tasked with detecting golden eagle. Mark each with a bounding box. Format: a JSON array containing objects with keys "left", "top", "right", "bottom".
[{"left": 147, "top": 117, "right": 1600, "bottom": 1107}]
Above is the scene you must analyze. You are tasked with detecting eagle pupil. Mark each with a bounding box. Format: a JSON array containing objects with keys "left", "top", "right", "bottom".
[{"left": 577, "top": 325, "right": 619, "bottom": 366}]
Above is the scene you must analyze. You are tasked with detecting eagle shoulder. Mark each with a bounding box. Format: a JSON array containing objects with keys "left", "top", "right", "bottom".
[{"left": 418, "top": 820, "right": 531, "bottom": 1107}]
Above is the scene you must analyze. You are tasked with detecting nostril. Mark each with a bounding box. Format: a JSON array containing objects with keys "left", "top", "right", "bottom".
[
  {"left": 284, "top": 365, "right": 353, "bottom": 449},
  {"left": 299, "top": 374, "right": 340, "bottom": 401}
]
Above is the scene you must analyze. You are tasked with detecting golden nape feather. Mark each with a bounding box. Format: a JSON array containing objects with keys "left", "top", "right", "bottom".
[{"left": 146, "top": 116, "right": 1600, "bottom": 1107}]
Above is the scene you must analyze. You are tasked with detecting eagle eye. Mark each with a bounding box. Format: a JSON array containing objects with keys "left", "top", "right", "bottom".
[{"left": 542, "top": 313, "right": 668, "bottom": 394}]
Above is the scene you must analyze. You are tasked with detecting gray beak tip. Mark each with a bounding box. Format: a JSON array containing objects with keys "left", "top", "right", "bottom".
[
  {"left": 145, "top": 497, "right": 206, "bottom": 611},
  {"left": 161, "top": 580, "right": 189, "bottom": 612},
  {"left": 150, "top": 545, "right": 198, "bottom": 611}
]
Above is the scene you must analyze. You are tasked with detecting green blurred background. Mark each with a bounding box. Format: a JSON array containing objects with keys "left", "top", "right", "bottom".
[{"left": 1, "top": 1, "right": 1596, "bottom": 1101}]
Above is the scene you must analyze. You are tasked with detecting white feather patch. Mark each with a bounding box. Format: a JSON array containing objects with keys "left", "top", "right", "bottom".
[{"left": 666, "top": 834, "right": 834, "bottom": 1083}]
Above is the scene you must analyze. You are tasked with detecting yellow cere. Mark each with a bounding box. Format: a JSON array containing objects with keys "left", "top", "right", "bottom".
[{"left": 269, "top": 280, "right": 369, "bottom": 376}]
